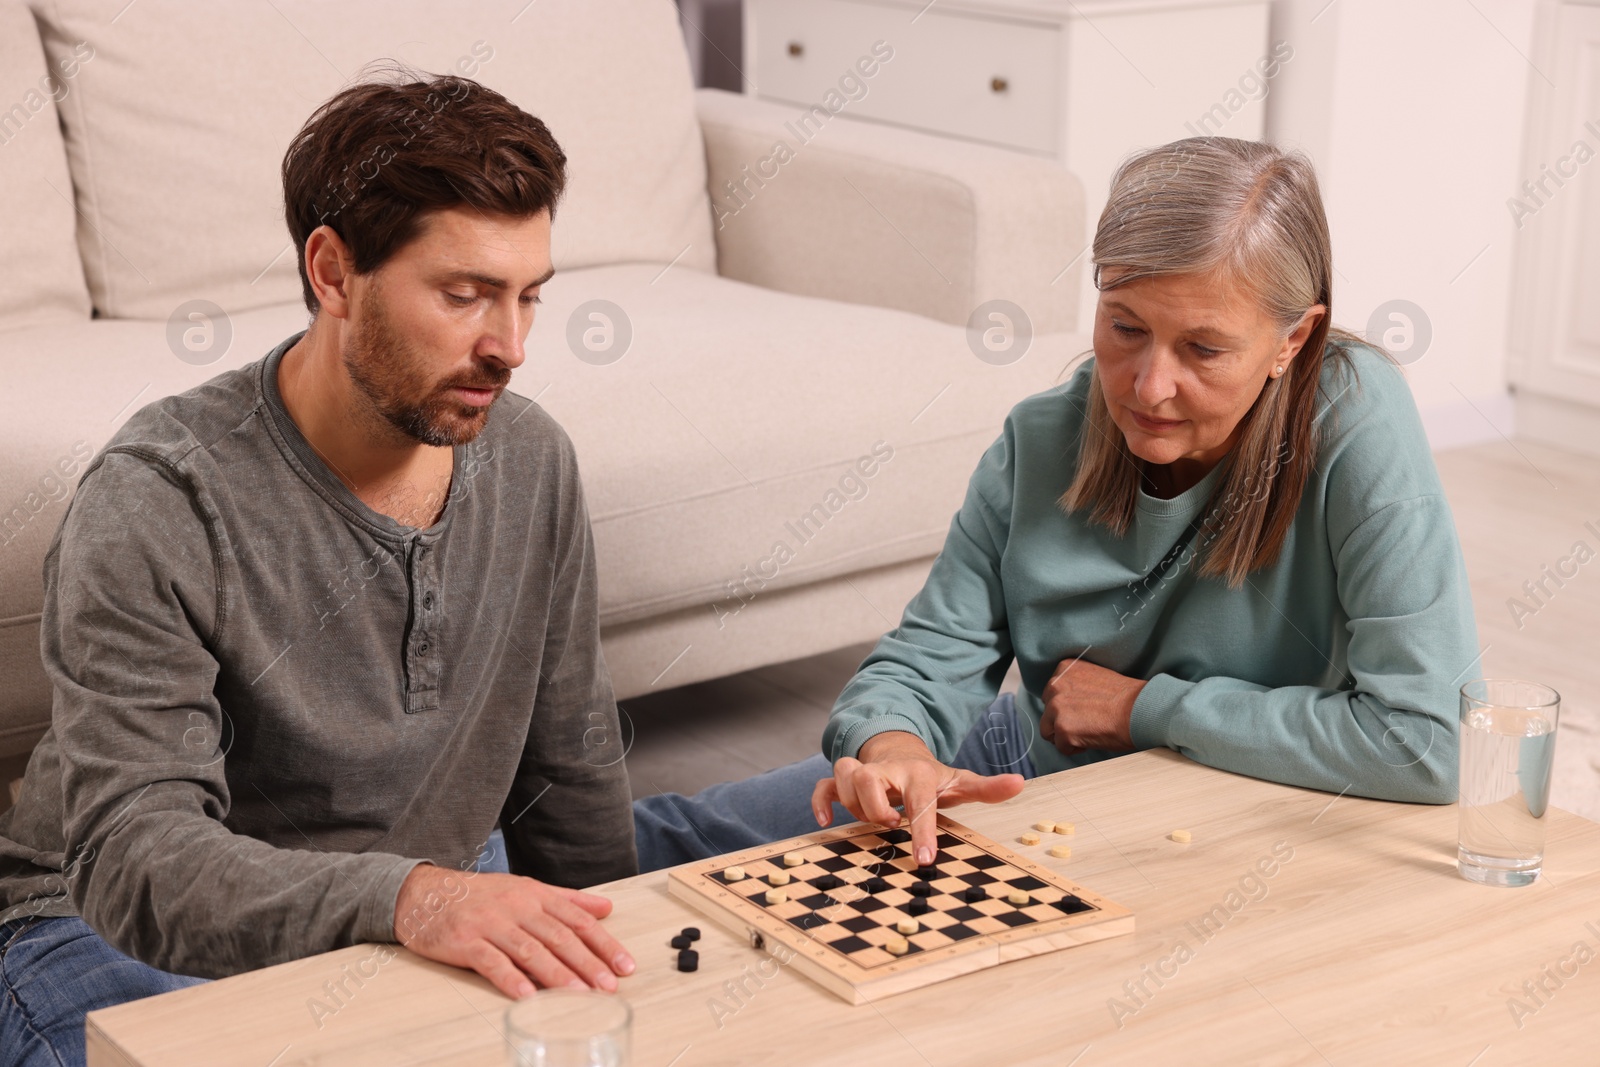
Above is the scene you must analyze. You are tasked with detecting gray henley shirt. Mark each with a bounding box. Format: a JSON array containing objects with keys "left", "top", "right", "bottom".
[{"left": 0, "top": 330, "right": 638, "bottom": 977}]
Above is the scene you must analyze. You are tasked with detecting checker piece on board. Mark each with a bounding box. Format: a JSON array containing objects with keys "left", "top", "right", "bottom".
[{"left": 667, "top": 814, "right": 1133, "bottom": 1004}]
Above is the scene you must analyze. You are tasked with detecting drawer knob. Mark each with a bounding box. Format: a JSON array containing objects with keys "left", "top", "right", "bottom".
[
  {"left": 788, "top": 41, "right": 804, "bottom": 57},
  {"left": 991, "top": 76, "right": 1009, "bottom": 93}
]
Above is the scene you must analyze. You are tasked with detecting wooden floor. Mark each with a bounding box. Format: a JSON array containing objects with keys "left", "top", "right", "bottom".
[
  {"left": 1434, "top": 438, "right": 1600, "bottom": 822},
  {"left": 624, "top": 438, "right": 1600, "bottom": 823}
]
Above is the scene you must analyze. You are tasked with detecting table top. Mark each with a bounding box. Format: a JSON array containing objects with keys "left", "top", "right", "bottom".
[{"left": 87, "top": 750, "right": 1600, "bottom": 1066}]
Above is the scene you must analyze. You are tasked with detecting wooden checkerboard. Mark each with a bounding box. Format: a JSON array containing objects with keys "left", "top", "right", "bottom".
[{"left": 666, "top": 814, "right": 1134, "bottom": 1003}]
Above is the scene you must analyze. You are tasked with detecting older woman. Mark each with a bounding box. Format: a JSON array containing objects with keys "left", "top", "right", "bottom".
[{"left": 629, "top": 136, "right": 1479, "bottom": 872}]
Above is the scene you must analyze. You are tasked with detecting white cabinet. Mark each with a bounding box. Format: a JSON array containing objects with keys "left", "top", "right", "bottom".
[
  {"left": 748, "top": 0, "right": 1063, "bottom": 155},
  {"left": 743, "top": 0, "right": 1274, "bottom": 329},
  {"left": 1510, "top": 0, "right": 1600, "bottom": 453}
]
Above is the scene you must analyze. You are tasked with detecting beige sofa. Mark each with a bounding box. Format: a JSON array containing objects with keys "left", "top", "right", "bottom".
[{"left": 0, "top": 0, "right": 1090, "bottom": 760}]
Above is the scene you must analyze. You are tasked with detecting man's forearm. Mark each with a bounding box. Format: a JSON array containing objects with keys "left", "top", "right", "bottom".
[{"left": 69, "top": 793, "right": 422, "bottom": 977}]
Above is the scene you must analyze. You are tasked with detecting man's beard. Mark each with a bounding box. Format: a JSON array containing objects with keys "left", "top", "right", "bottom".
[{"left": 341, "top": 288, "right": 510, "bottom": 447}]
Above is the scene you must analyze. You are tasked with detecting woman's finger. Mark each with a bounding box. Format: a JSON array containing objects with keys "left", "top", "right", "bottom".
[
  {"left": 810, "top": 776, "right": 841, "bottom": 826},
  {"left": 1046, "top": 657, "right": 1078, "bottom": 692},
  {"left": 852, "top": 765, "right": 907, "bottom": 827},
  {"left": 832, "top": 760, "right": 869, "bottom": 823},
  {"left": 943, "top": 769, "right": 1027, "bottom": 806},
  {"left": 900, "top": 765, "right": 951, "bottom": 866}
]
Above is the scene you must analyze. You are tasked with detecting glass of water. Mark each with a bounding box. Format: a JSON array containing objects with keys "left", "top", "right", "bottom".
[
  {"left": 1458, "top": 679, "right": 1561, "bottom": 887},
  {"left": 506, "top": 990, "right": 631, "bottom": 1067}
]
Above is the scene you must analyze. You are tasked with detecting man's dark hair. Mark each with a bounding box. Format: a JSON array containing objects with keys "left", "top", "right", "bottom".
[{"left": 281, "top": 65, "right": 568, "bottom": 314}]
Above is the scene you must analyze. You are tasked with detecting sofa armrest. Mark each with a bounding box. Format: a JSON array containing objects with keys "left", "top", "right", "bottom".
[{"left": 696, "top": 88, "right": 1086, "bottom": 333}]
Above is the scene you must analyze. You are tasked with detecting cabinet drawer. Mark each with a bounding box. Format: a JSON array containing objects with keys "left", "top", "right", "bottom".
[{"left": 749, "top": 0, "right": 1061, "bottom": 155}]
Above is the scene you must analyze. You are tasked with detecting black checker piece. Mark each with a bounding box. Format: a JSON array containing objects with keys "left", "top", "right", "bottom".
[
  {"left": 1054, "top": 896, "right": 1095, "bottom": 914},
  {"left": 907, "top": 898, "right": 931, "bottom": 916},
  {"left": 811, "top": 873, "right": 846, "bottom": 891},
  {"left": 879, "top": 828, "right": 913, "bottom": 844}
]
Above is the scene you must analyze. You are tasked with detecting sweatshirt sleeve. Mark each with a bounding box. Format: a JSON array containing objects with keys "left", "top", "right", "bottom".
[
  {"left": 49, "top": 452, "right": 420, "bottom": 978},
  {"left": 500, "top": 444, "right": 638, "bottom": 888},
  {"left": 824, "top": 430, "right": 1016, "bottom": 764},
  {"left": 1129, "top": 491, "right": 1477, "bottom": 804}
]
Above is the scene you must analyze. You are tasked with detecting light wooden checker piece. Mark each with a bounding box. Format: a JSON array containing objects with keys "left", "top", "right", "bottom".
[{"left": 666, "top": 814, "right": 1134, "bottom": 1004}]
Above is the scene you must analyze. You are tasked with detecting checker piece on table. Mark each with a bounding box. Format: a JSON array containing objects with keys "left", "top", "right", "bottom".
[{"left": 666, "top": 814, "right": 1134, "bottom": 1004}]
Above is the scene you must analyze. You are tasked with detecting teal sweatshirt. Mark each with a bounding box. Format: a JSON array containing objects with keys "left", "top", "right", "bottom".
[{"left": 823, "top": 342, "right": 1478, "bottom": 803}]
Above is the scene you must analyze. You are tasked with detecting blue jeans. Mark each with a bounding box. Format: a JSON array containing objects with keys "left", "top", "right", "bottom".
[
  {"left": 0, "top": 915, "right": 205, "bottom": 1067},
  {"left": 0, "top": 695, "right": 1032, "bottom": 1063}
]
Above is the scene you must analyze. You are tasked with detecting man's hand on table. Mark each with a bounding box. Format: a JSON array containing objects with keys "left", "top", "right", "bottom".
[
  {"left": 811, "top": 731, "right": 1024, "bottom": 868},
  {"left": 393, "top": 863, "right": 635, "bottom": 999},
  {"left": 1039, "top": 657, "right": 1143, "bottom": 756}
]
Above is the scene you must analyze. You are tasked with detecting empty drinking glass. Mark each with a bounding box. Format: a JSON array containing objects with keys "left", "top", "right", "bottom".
[{"left": 506, "top": 989, "right": 631, "bottom": 1067}]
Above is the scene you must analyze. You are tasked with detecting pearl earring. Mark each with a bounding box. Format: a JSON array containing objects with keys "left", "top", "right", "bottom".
[{"left": 1272, "top": 365, "right": 1284, "bottom": 377}]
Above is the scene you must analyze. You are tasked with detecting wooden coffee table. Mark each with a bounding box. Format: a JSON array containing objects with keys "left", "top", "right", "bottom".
[{"left": 86, "top": 749, "right": 1600, "bottom": 1065}]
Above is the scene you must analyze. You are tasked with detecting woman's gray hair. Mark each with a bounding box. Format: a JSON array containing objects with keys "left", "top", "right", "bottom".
[{"left": 1062, "top": 136, "right": 1379, "bottom": 586}]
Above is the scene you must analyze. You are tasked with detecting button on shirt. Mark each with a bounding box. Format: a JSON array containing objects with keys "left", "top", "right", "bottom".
[{"left": 0, "top": 331, "right": 637, "bottom": 977}]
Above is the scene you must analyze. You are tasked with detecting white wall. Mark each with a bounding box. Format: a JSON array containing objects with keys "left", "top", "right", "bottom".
[{"left": 1267, "top": 0, "right": 1539, "bottom": 449}]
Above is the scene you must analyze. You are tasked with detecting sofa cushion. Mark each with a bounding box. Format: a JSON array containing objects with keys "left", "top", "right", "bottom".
[
  {"left": 28, "top": 0, "right": 715, "bottom": 320},
  {"left": 528, "top": 263, "right": 1089, "bottom": 625},
  {"left": 0, "top": 0, "right": 91, "bottom": 331}
]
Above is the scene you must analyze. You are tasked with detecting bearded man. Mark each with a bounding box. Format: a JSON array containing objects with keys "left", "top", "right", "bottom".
[{"left": 0, "top": 73, "right": 640, "bottom": 1067}]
